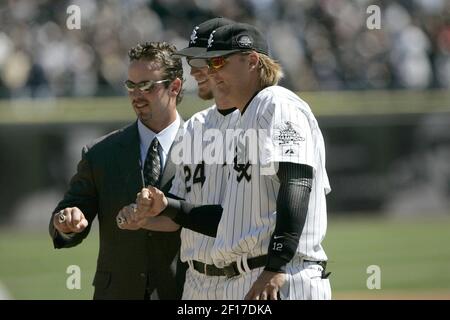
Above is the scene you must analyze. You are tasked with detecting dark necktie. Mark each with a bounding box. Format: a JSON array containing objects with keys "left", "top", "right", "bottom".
[{"left": 143, "top": 137, "right": 162, "bottom": 187}]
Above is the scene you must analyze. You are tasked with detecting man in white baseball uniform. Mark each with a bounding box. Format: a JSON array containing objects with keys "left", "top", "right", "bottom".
[
  {"left": 125, "top": 18, "right": 240, "bottom": 299},
  {"left": 189, "top": 22, "right": 332, "bottom": 300},
  {"left": 169, "top": 17, "right": 239, "bottom": 300}
]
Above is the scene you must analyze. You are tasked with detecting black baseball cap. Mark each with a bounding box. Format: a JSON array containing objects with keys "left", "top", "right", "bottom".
[
  {"left": 172, "top": 17, "right": 235, "bottom": 58},
  {"left": 194, "top": 22, "right": 269, "bottom": 59}
]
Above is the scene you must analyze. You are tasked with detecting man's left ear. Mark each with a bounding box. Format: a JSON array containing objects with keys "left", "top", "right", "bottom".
[{"left": 169, "top": 78, "right": 182, "bottom": 97}]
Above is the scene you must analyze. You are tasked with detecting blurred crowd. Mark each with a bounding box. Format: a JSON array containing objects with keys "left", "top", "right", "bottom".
[{"left": 0, "top": 0, "right": 449, "bottom": 98}]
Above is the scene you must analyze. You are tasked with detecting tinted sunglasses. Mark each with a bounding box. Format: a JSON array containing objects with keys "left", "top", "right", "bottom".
[
  {"left": 186, "top": 57, "right": 207, "bottom": 68},
  {"left": 188, "top": 52, "right": 250, "bottom": 70},
  {"left": 124, "top": 79, "right": 170, "bottom": 92},
  {"left": 207, "top": 55, "right": 231, "bottom": 70}
]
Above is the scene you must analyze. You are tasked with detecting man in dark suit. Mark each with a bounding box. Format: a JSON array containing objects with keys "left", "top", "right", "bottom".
[{"left": 49, "top": 42, "right": 186, "bottom": 300}]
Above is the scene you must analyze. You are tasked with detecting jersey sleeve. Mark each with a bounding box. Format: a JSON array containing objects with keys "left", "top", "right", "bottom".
[
  {"left": 258, "top": 99, "right": 315, "bottom": 169},
  {"left": 168, "top": 121, "right": 191, "bottom": 198},
  {"left": 168, "top": 160, "right": 186, "bottom": 198}
]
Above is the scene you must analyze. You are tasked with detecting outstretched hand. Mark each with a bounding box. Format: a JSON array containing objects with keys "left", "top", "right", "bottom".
[{"left": 244, "top": 271, "right": 286, "bottom": 300}]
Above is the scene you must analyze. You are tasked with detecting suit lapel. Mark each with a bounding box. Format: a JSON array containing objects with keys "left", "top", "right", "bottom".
[{"left": 115, "top": 121, "right": 143, "bottom": 202}]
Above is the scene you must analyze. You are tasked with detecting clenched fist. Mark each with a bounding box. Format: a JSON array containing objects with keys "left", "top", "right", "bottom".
[
  {"left": 135, "top": 187, "right": 168, "bottom": 219},
  {"left": 53, "top": 207, "right": 88, "bottom": 234},
  {"left": 116, "top": 204, "right": 142, "bottom": 230}
]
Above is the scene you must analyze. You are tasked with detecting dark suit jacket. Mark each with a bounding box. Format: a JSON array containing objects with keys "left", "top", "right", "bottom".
[{"left": 49, "top": 120, "right": 186, "bottom": 299}]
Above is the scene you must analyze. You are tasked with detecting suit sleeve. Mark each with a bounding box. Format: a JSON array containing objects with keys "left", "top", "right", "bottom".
[{"left": 49, "top": 145, "right": 99, "bottom": 248}]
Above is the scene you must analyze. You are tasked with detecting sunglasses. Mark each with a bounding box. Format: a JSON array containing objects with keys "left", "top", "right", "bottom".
[
  {"left": 186, "top": 57, "right": 207, "bottom": 68},
  {"left": 124, "top": 79, "right": 170, "bottom": 92},
  {"left": 207, "top": 55, "right": 231, "bottom": 70},
  {"left": 188, "top": 52, "right": 250, "bottom": 70}
]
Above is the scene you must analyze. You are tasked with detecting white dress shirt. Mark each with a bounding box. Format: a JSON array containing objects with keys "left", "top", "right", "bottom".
[{"left": 137, "top": 113, "right": 181, "bottom": 170}]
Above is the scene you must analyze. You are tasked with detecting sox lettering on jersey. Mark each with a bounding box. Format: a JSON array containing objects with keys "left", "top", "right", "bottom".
[{"left": 233, "top": 154, "right": 251, "bottom": 182}]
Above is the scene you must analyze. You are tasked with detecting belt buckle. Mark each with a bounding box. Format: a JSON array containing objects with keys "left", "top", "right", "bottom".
[
  {"left": 203, "top": 263, "right": 208, "bottom": 276},
  {"left": 223, "top": 263, "right": 239, "bottom": 278}
]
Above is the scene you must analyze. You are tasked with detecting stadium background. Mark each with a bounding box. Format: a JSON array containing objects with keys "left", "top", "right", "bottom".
[{"left": 0, "top": 0, "right": 449, "bottom": 299}]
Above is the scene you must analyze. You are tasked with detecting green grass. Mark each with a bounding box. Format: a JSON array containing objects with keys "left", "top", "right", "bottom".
[
  {"left": 0, "top": 228, "right": 98, "bottom": 299},
  {"left": 1, "top": 216, "right": 450, "bottom": 299},
  {"left": 324, "top": 216, "right": 450, "bottom": 298}
]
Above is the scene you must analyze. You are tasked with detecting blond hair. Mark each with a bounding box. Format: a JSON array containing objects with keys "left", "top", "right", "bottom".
[{"left": 257, "top": 53, "right": 284, "bottom": 88}]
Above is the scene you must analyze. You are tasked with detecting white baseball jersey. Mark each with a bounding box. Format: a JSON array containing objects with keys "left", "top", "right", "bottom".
[
  {"left": 222, "top": 258, "right": 331, "bottom": 300},
  {"left": 211, "top": 85, "right": 331, "bottom": 269},
  {"left": 170, "top": 105, "right": 239, "bottom": 299},
  {"left": 169, "top": 105, "right": 239, "bottom": 264}
]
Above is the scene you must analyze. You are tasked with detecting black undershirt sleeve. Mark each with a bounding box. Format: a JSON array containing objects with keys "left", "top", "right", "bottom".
[
  {"left": 159, "top": 195, "right": 222, "bottom": 237},
  {"left": 265, "top": 162, "right": 313, "bottom": 273}
]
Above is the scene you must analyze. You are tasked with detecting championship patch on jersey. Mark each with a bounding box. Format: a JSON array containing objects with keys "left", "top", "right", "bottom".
[{"left": 272, "top": 121, "right": 305, "bottom": 146}]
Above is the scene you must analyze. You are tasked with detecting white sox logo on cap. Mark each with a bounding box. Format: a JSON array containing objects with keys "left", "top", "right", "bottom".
[
  {"left": 190, "top": 26, "right": 199, "bottom": 44},
  {"left": 237, "top": 35, "right": 252, "bottom": 48},
  {"left": 207, "top": 30, "right": 216, "bottom": 48}
]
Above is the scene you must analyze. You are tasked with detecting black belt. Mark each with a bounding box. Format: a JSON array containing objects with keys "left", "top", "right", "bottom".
[
  {"left": 192, "top": 255, "right": 323, "bottom": 278},
  {"left": 192, "top": 260, "right": 227, "bottom": 277},
  {"left": 192, "top": 255, "right": 268, "bottom": 278}
]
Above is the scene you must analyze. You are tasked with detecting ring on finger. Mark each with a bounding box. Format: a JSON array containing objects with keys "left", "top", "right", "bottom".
[
  {"left": 58, "top": 212, "right": 66, "bottom": 223},
  {"left": 117, "top": 216, "right": 126, "bottom": 225}
]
